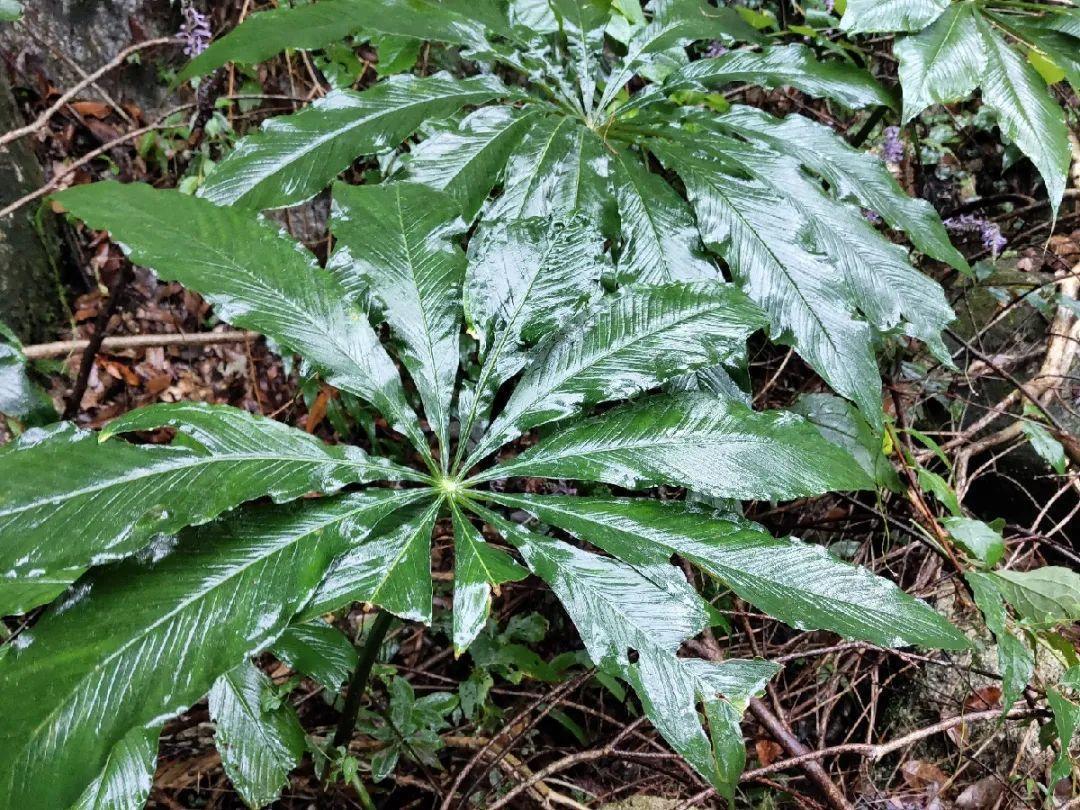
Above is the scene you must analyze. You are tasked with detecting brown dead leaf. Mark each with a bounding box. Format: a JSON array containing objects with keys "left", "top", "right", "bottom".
[
  {"left": 964, "top": 686, "right": 1002, "bottom": 712},
  {"left": 754, "top": 739, "right": 783, "bottom": 766},
  {"left": 901, "top": 759, "right": 948, "bottom": 791},
  {"left": 955, "top": 776, "right": 1003, "bottom": 809},
  {"left": 69, "top": 101, "right": 111, "bottom": 119}
]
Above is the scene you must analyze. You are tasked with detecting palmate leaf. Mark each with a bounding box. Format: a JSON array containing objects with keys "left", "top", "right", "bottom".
[
  {"left": 549, "top": 0, "right": 609, "bottom": 113},
  {"left": 210, "top": 659, "right": 306, "bottom": 808},
  {"left": 0, "top": 493, "right": 395, "bottom": 809},
  {"left": 611, "top": 147, "right": 719, "bottom": 284},
  {"left": 302, "top": 498, "right": 442, "bottom": 623},
  {"left": 451, "top": 503, "right": 527, "bottom": 653},
  {"left": 331, "top": 182, "right": 466, "bottom": 458},
  {"left": 0, "top": 404, "right": 411, "bottom": 616},
  {"left": 477, "top": 393, "right": 874, "bottom": 501},
  {"left": 198, "top": 74, "right": 513, "bottom": 211},
  {"left": 52, "top": 182, "right": 432, "bottom": 458},
  {"left": 486, "top": 494, "right": 968, "bottom": 649},
  {"left": 467, "top": 283, "right": 766, "bottom": 466},
  {"left": 650, "top": 137, "right": 884, "bottom": 424},
  {"left": 484, "top": 114, "right": 615, "bottom": 229}
]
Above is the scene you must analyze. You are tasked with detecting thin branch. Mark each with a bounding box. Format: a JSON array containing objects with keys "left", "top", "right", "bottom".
[
  {"left": 0, "top": 37, "right": 179, "bottom": 149},
  {"left": 21, "top": 330, "right": 259, "bottom": 360}
]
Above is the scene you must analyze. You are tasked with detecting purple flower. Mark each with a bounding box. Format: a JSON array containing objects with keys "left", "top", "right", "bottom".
[
  {"left": 706, "top": 41, "right": 729, "bottom": 58},
  {"left": 944, "top": 214, "right": 1008, "bottom": 256},
  {"left": 881, "top": 126, "right": 904, "bottom": 164},
  {"left": 179, "top": 5, "right": 212, "bottom": 57},
  {"left": 863, "top": 209, "right": 883, "bottom": 224},
  {"left": 825, "top": 0, "right": 835, "bottom": 11}
]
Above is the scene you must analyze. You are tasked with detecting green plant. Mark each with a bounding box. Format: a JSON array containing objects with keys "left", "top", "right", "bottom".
[
  {"left": 840, "top": 0, "right": 1078, "bottom": 210},
  {"left": 0, "top": 2, "right": 980, "bottom": 806}
]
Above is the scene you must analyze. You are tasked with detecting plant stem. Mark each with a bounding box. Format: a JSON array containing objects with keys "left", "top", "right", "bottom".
[{"left": 333, "top": 610, "right": 394, "bottom": 750}]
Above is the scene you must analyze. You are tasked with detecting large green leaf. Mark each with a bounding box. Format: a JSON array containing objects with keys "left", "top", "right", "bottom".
[
  {"left": 0, "top": 405, "right": 409, "bottom": 616},
  {"left": 895, "top": 2, "right": 983, "bottom": 122},
  {"left": 468, "top": 283, "right": 765, "bottom": 467},
  {"left": 710, "top": 105, "right": 968, "bottom": 273},
  {"left": 303, "top": 498, "right": 441, "bottom": 623},
  {"left": 52, "top": 182, "right": 431, "bottom": 458},
  {"left": 0, "top": 494, "right": 384, "bottom": 809},
  {"left": 665, "top": 44, "right": 896, "bottom": 109},
  {"left": 198, "top": 74, "right": 511, "bottom": 211},
  {"left": 398, "top": 106, "right": 542, "bottom": 221},
  {"left": 484, "top": 114, "right": 614, "bottom": 229},
  {"left": 841, "top": 0, "right": 949, "bottom": 34},
  {"left": 486, "top": 514, "right": 778, "bottom": 799},
  {"left": 973, "top": 13, "right": 1070, "bottom": 211},
  {"left": 451, "top": 502, "right": 527, "bottom": 654},
  {"left": 488, "top": 493, "right": 968, "bottom": 649},
  {"left": 210, "top": 659, "right": 306, "bottom": 808},
  {"left": 652, "top": 138, "right": 884, "bottom": 424},
  {"left": 71, "top": 726, "right": 159, "bottom": 810},
  {"left": 458, "top": 216, "right": 608, "bottom": 458},
  {"left": 179, "top": 0, "right": 494, "bottom": 80},
  {"left": 611, "top": 148, "right": 719, "bottom": 284},
  {"left": 478, "top": 393, "right": 874, "bottom": 500},
  {"left": 331, "top": 182, "right": 466, "bottom": 458}
]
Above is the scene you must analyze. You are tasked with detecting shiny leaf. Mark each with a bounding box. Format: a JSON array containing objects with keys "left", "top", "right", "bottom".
[
  {"left": 210, "top": 659, "right": 306, "bottom": 808},
  {"left": 71, "top": 727, "right": 159, "bottom": 810},
  {"left": 398, "top": 106, "right": 542, "bottom": 221},
  {"left": 451, "top": 503, "right": 527, "bottom": 654},
  {"left": 304, "top": 499, "right": 441, "bottom": 623},
  {"left": 967, "top": 572, "right": 1033, "bottom": 709},
  {"left": 611, "top": 148, "right": 719, "bottom": 284},
  {"left": 469, "top": 283, "right": 766, "bottom": 467},
  {"left": 458, "top": 216, "right": 608, "bottom": 455},
  {"left": 489, "top": 493, "right": 967, "bottom": 649},
  {"left": 199, "top": 74, "right": 512, "bottom": 210},
  {"left": 52, "top": 182, "right": 431, "bottom": 456},
  {"left": 489, "top": 514, "right": 778, "bottom": 798},
  {"left": 180, "top": 0, "right": 493, "bottom": 80},
  {"left": 485, "top": 115, "right": 614, "bottom": 229},
  {"left": 0, "top": 406, "right": 407, "bottom": 616},
  {"left": 841, "top": 0, "right": 949, "bottom": 34},
  {"left": 895, "top": 2, "right": 983, "bottom": 122},
  {"left": 665, "top": 44, "right": 895, "bottom": 110},
  {"left": 331, "top": 182, "right": 466, "bottom": 456},
  {"left": 0, "top": 495, "right": 369, "bottom": 808},
  {"left": 653, "top": 138, "right": 884, "bottom": 424},
  {"left": 710, "top": 105, "right": 968, "bottom": 272},
  {"left": 271, "top": 620, "right": 358, "bottom": 691},
  {"left": 480, "top": 393, "right": 875, "bottom": 500}
]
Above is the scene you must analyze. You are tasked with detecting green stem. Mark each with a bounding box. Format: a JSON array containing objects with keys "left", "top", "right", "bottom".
[
  {"left": 333, "top": 610, "right": 394, "bottom": 749},
  {"left": 848, "top": 104, "right": 889, "bottom": 148}
]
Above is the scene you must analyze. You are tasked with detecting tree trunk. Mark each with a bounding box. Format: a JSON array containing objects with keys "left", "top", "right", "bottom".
[{"left": 0, "top": 71, "right": 60, "bottom": 343}]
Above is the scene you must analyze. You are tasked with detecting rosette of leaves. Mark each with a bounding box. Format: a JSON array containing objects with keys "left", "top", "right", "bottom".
[
  {"left": 0, "top": 2, "right": 973, "bottom": 807},
  {"left": 841, "top": 0, "right": 1079, "bottom": 211}
]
